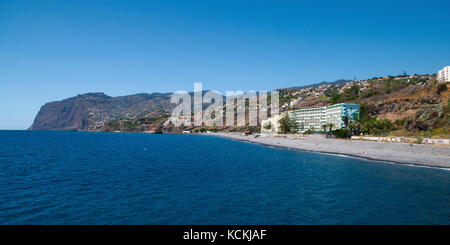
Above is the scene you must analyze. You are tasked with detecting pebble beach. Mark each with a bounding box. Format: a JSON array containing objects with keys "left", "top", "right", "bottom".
[{"left": 210, "top": 133, "right": 450, "bottom": 169}]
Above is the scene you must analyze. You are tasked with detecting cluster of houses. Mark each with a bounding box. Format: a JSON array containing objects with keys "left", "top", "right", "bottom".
[{"left": 279, "top": 73, "right": 435, "bottom": 112}]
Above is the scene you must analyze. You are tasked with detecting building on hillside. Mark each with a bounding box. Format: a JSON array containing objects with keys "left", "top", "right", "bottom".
[
  {"left": 288, "top": 103, "right": 360, "bottom": 133},
  {"left": 437, "top": 66, "right": 450, "bottom": 82}
]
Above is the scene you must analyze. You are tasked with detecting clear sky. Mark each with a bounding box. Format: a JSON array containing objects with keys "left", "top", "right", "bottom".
[{"left": 0, "top": 0, "right": 449, "bottom": 129}]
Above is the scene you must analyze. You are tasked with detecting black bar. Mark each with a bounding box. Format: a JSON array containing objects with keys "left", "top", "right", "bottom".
[{"left": 0, "top": 225, "right": 448, "bottom": 243}]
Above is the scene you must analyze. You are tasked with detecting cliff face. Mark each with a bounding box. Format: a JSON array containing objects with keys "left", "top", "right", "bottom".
[
  {"left": 362, "top": 81, "right": 449, "bottom": 116},
  {"left": 29, "top": 92, "right": 174, "bottom": 131},
  {"left": 359, "top": 81, "right": 449, "bottom": 133}
]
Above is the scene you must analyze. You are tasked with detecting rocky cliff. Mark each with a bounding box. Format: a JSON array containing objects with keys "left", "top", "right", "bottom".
[{"left": 29, "top": 92, "right": 174, "bottom": 131}]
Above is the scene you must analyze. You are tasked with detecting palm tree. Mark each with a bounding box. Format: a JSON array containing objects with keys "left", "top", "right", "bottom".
[
  {"left": 342, "top": 116, "right": 349, "bottom": 128},
  {"left": 328, "top": 123, "right": 334, "bottom": 133},
  {"left": 322, "top": 124, "right": 327, "bottom": 134},
  {"left": 353, "top": 122, "right": 361, "bottom": 135},
  {"left": 348, "top": 122, "right": 354, "bottom": 136}
]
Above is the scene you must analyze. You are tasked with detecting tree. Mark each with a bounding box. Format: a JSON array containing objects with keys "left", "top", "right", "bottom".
[
  {"left": 436, "top": 83, "right": 447, "bottom": 95},
  {"left": 342, "top": 84, "right": 360, "bottom": 100},
  {"left": 364, "top": 117, "right": 377, "bottom": 134},
  {"left": 394, "top": 118, "right": 406, "bottom": 129},
  {"left": 331, "top": 93, "right": 341, "bottom": 104},
  {"left": 328, "top": 123, "right": 334, "bottom": 133},
  {"left": 342, "top": 116, "right": 349, "bottom": 128},
  {"left": 325, "top": 87, "right": 342, "bottom": 104},
  {"left": 360, "top": 116, "right": 394, "bottom": 135},
  {"left": 358, "top": 103, "right": 371, "bottom": 123},
  {"left": 351, "top": 111, "right": 360, "bottom": 122},
  {"left": 348, "top": 122, "right": 354, "bottom": 136},
  {"left": 279, "top": 114, "right": 298, "bottom": 134},
  {"left": 263, "top": 122, "right": 272, "bottom": 130},
  {"left": 334, "top": 129, "right": 351, "bottom": 138},
  {"left": 348, "top": 121, "right": 361, "bottom": 136},
  {"left": 353, "top": 122, "right": 361, "bottom": 135},
  {"left": 322, "top": 124, "right": 327, "bottom": 134},
  {"left": 325, "top": 87, "right": 339, "bottom": 98}
]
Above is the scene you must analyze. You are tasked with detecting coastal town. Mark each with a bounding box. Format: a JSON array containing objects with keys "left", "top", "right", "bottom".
[
  {"left": 169, "top": 67, "right": 449, "bottom": 144},
  {"left": 166, "top": 66, "right": 450, "bottom": 168},
  {"left": 29, "top": 66, "right": 450, "bottom": 165}
]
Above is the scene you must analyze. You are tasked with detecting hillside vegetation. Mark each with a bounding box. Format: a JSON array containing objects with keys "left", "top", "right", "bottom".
[{"left": 279, "top": 74, "right": 449, "bottom": 138}]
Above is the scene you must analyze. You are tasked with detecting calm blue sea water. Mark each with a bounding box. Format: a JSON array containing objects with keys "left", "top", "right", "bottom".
[{"left": 0, "top": 130, "right": 449, "bottom": 224}]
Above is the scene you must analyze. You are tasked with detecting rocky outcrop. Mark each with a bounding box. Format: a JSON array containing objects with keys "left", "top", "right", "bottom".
[
  {"left": 370, "top": 96, "right": 443, "bottom": 115},
  {"left": 406, "top": 104, "right": 445, "bottom": 131},
  {"left": 361, "top": 80, "right": 448, "bottom": 118}
]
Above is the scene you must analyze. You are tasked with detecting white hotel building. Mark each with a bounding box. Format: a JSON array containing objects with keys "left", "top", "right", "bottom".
[
  {"left": 288, "top": 103, "right": 360, "bottom": 133},
  {"left": 437, "top": 66, "right": 450, "bottom": 82}
]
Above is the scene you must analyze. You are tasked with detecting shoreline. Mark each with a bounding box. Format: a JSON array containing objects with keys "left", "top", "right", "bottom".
[{"left": 207, "top": 132, "right": 450, "bottom": 170}]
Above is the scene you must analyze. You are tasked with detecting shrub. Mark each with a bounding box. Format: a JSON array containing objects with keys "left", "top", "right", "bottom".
[
  {"left": 415, "top": 137, "right": 423, "bottom": 144},
  {"left": 333, "top": 129, "right": 351, "bottom": 138},
  {"left": 436, "top": 83, "right": 447, "bottom": 95}
]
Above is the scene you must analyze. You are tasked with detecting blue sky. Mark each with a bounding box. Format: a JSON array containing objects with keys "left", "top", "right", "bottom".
[{"left": 0, "top": 0, "right": 449, "bottom": 129}]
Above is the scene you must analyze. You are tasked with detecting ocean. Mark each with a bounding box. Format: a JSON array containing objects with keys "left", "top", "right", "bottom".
[{"left": 0, "top": 130, "right": 449, "bottom": 224}]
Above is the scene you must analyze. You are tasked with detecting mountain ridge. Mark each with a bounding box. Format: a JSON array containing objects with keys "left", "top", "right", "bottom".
[{"left": 29, "top": 92, "right": 175, "bottom": 131}]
